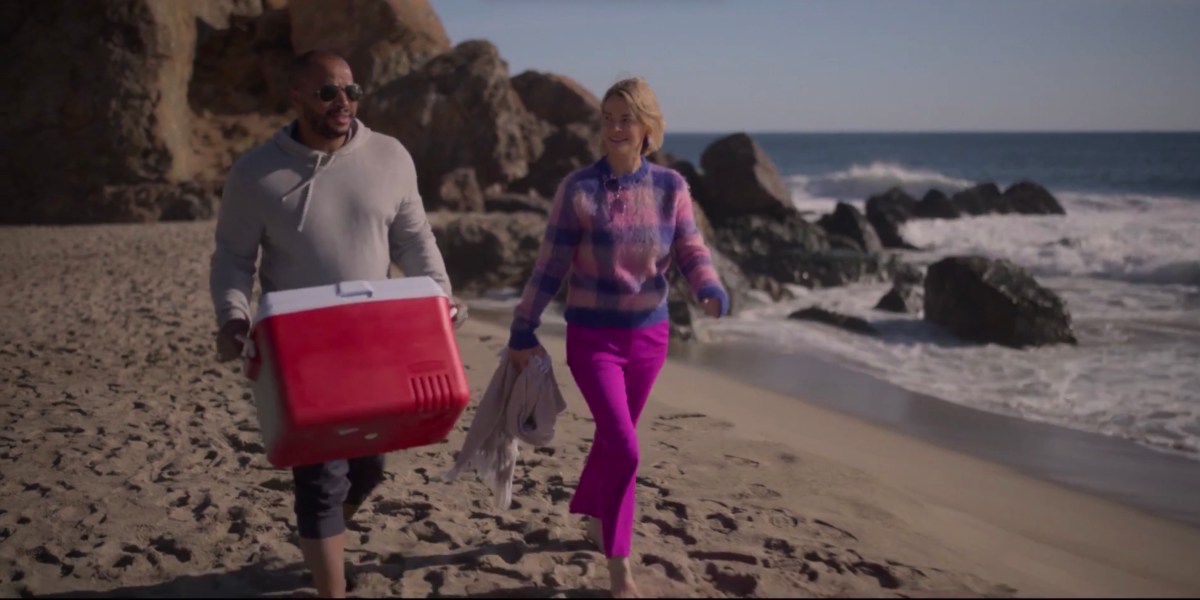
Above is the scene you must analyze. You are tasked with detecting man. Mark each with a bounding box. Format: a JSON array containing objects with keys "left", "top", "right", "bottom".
[{"left": 209, "top": 49, "right": 462, "bottom": 598}]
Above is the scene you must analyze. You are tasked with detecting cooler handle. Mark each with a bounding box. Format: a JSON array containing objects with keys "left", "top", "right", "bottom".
[{"left": 337, "top": 280, "right": 375, "bottom": 298}]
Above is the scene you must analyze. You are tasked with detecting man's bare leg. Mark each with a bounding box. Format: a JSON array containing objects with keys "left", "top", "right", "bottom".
[{"left": 299, "top": 534, "right": 346, "bottom": 598}]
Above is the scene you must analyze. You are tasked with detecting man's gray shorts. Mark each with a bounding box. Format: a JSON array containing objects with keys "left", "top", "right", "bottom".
[{"left": 291, "top": 454, "right": 386, "bottom": 539}]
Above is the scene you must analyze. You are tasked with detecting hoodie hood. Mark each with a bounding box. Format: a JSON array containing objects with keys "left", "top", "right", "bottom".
[
  {"left": 270, "top": 119, "right": 372, "bottom": 231},
  {"left": 272, "top": 118, "right": 371, "bottom": 159}
]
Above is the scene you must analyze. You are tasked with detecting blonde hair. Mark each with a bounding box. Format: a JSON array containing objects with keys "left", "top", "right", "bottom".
[{"left": 602, "top": 77, "right": 665, "bottom": 156}]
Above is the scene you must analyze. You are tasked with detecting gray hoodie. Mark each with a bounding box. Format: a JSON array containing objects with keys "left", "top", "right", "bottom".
[{"left": 209, "top": 119, "right": 452, "bottom": 326}]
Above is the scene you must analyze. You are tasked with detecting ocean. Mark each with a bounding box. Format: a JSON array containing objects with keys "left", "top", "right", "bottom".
[{"left": 659, "top": 132, "right": 1200, "bottom": 461}]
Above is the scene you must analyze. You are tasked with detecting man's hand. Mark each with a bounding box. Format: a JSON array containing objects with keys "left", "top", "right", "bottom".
[
  {"left": 216, "top": 319, "right": 250, "bottom": 362},
  {"left": 700, "top": 297, "right": 722, "bottom": 318},
  {"left": 508, "top": 345, "right": 548, "bottom": 373},
  {"left": 450, "top": 299, "right": 468, "bottom": 329}
]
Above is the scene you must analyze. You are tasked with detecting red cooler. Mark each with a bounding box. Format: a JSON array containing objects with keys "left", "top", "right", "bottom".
[{"left": 245, "top": 277, "right": 470, "bottom": 468}]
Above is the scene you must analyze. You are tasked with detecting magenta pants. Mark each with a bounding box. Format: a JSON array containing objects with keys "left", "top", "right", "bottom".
[{"left": 565, "top": 321, "right": 670, "bottom": 558}]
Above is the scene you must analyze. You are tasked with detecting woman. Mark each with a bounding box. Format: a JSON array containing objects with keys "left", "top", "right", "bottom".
[{"left": 507, "top": 77, "right": 728, "bottom": 598}]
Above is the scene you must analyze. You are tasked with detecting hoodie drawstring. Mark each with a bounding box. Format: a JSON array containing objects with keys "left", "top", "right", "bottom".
[{"left": 290, "top": 153, "right": 336, "bottom": 232}]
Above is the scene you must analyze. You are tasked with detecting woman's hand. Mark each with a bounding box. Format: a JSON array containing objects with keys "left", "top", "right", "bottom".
[
  {"left": 508, "top": 345, "right": 549, "bottom": 373},
  {"left": 701, "top": 297, "right": 722, "bottom": 318}
]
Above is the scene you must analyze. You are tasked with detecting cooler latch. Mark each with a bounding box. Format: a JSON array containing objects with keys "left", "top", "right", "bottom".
[{"left": 336, "top": 280, "right": 375, "bottom": 298}]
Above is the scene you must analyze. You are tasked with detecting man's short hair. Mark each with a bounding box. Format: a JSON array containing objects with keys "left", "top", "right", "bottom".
[{"left": 290, "top": 50, "right": 349, "bottom": 87}]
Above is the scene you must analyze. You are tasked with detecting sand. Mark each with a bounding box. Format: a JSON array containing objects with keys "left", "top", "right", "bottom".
[{"left": 2, "top": 222, "right": 1199, "bottom": 598}]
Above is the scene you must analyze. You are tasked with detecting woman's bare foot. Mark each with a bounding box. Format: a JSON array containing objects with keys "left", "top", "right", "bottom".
[
  {"left": 607, "top": 556, "right": 640, "bottom": 598},
  {"left": 586, "top": 517, "right": 605, "bottom": 555}
]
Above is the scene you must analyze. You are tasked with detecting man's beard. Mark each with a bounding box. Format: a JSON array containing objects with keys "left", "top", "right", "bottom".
[{"left": 304, "top": 105, "right": 353, "bottom": 139}]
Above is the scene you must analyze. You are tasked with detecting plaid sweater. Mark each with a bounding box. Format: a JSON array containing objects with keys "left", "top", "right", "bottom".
[{"left": 508, "top": 158, "right": 729, "bottom": 350}]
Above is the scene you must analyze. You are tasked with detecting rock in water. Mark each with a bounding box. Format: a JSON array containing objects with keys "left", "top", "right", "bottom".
[
  {"left": 924, "top": 256, "right": 1077, "bottom": 348},
  {"left": 951, "top": 183, "right": 1008, "bottom": 216},
  {"left": 913, "top": 189, "right": 961, "bottom": 219},
  {"left": 818, "top": 202, "right": 883, "bottom": 255},
  {"left": 864, "top": 188, "right": 919, "bottom": 249},
  {"left": 788, "top": 307, "right": 879, "bottom": 337},
  {"left": 875, "top": 284, "right": 924, "bottom": 314},
  {"left": 1003, "top": 181, "right": 1066, "bottom": 215}
]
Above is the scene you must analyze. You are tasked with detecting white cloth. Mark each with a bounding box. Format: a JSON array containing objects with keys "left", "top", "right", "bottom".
[{"left": 442, "top": 350, "right": 566, "bottom": 510}]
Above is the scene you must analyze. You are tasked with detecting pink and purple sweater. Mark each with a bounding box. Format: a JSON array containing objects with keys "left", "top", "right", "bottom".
[{"left": 508, "top": 158, "right": 729, "bottom": 349}]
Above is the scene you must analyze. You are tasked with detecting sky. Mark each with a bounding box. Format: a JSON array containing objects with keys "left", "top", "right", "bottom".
[{"left": 433, "top": 0, "right": 1200, "bottom": 133}]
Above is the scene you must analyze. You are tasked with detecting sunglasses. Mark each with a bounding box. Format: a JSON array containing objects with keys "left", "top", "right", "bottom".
[{"left": 314, "top": 83, "right": 364, "bottom": 102}]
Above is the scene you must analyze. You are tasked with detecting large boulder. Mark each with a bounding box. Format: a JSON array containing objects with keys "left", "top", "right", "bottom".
[
  {"left": 913, "top": 189, "right": 961, "bottom": 219},
  {"left": 509, "top": 70, "right": 603, "bottom": 198},
  {"left": 1004, "top": 181, "right": 1066, "bottom": 215},
  {"left": 951, "top": 183, "right": 1009, "bottom": 216},
  {"left": 289, "top": 0, "right": 449, "bottom": 91},
  {"left": 428, "top": 211, "right": 546, "bottom": 295},
  {"left": 435, "top": 168, "right": 485, "bottom": 212},
  {"left": 788, "top": 307, "right": 879, "bottom": 337},
  {"left": 713, "top": 212, "right": 829, "bottom": 271},
  {"left": 924, "top": 256, "right": 1077, "bottom": 348},
  {"left": 743, "top": 249, "right": 917, "bottom": 289},
  {"left": 358, "top": 40, "right": 550, "bottom": 209},
  {"left": 511, "top": 70, "right": 601, "bottom": 129},
  {"left": 817, "top": 202, "right": 883, "bottom": 255},
  {"left": 647, "top": 151, "right": 680, "bottom": 168},
  {"left": 671, "top": 161, "right": 714, "bottom": 215},
  {"left": 484, "top": 193, "right": 552, "bottom": 216},
  {"left": 2, "top": 0, "right": 300, "bottom": 223},
  {"left": 189, "top": 2, "right": 291, "bottom": 116},
  {"left": 181, "top": 2, "right": 295, "bottom": 184},
  {"left": 2, "top": 1, "right": 199, "bottom": 223},
  {"left": 864, "top": 188, "right": 919, "bottom": 250},
  {"left": 875, "top": 283, "right": 924, "bottom": 314},
  {"left": 667, "top": 248, "right": 750, "bottom": 341},
  {"left": 699, "top": 133, "right": 793, "bottom": 223},
  {"left": 513, "top": 122, "right": 600, "bottom": 199}
]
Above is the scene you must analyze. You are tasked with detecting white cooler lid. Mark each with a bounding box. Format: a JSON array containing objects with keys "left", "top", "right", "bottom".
[{"left": 255, "top": 277, "right": 448, "bottom": 323}]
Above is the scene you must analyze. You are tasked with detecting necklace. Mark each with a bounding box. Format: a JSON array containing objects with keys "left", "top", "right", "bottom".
[{"left": 603, "top": 175, "right": 626, "bottom": 213}]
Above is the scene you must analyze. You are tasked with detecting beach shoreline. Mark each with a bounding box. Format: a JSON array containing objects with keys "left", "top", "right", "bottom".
[
  {"left": 2, "top": 222, "right": 1199, "bottom": 597},
  {"left": 469, "top": 303, "right": 1200, "bottom": 531}
]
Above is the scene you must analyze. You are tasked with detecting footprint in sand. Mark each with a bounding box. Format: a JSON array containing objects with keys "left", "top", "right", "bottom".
[
  {"left": 150, "top": 536, "right": 193, "bottom": 563},
  {"left": 704, "top": 562, "right": 759, "bottom": 596},
  {"left": 375, "top": 500, "right": 433, "bottom": 524},
  {"left": 641, "top": 553, "right": 692, "bottom": 583},
  {"left": 800, "top": 548, "right": 912, "bottom": 590},
  {"left": 723, "top": 454, "right": 760, "bottom": 468},
  {"left": 657, "top": 413, "right": 706, "bottom": 421},
  {"left": 764, "top": 537, "right": 797, "bottom": 558},
  {"left": 259, "top": 477, "right": 291, "bottom": 492},
  {"left": 733, "top": 483, "right": 781, "bottom": 500},
  {"left": 423, "top": 569, "right": 446, "bottom": 596},
  {"left": 813, "top": 518, "right": 858, "bottom": 541},
  {"left": 409, "top": 520, "right": 456, "bottom": 546},
  {"left": 688, "top": 550, "right": 759, "bottom": 566},
  {"left": 706, "top": 512, "right": 738, "bottom": 534},
  {"left": 640, "top": 516, "right": 697, "bottom": 545},
  {"left": 655, "top": 499, "right": 689, "bottom": 520},
  {"left": 635, "top": 476, "right": 671, "bottom": 498},
  {"left": 767, "top": 508, "right": 802, "bottom": 529}
]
